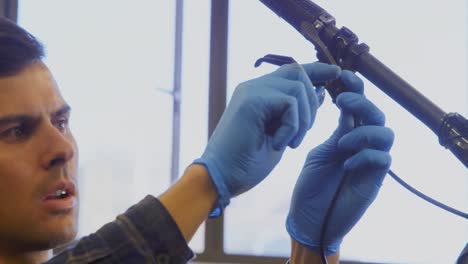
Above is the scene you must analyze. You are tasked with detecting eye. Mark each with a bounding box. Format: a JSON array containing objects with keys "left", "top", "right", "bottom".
[
  {"left": 9, "top": 127, "right": 26, "bottom": 138},
  {"left": 55, "top": 117, "right": 69, "bottom": 133},
  {"left": 1, "top": 125, "right": 29, "bottom": 142}
]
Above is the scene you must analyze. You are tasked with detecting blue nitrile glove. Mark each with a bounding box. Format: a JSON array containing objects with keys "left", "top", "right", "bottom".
[
  {"left": 194, "top": 62, "right": 341, "bottom": 217},
  {"left": 286, "top": 70, "right": 395, "bottom": 255}
]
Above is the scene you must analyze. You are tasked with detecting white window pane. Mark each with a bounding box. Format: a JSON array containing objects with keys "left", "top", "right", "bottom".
[
  {"left": 180, "top": 0, "right": 211, "bottom": 253},
  {"left": 18, "top": 0, "right": 176, "bottom": 237},
  {"left": 19, "top": 0, "right": 176, "bottom": 91},
  {"left": 225, "top": 1, "right": 467, "bottom": 263},
  {"left": 77, "top": 91, "right": 174, "bottom": 235}
]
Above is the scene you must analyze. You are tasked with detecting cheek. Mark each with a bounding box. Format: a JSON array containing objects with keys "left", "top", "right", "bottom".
[
  {"left": 0, "top": 159, "right": 40, "bottom": 230},
  {"left": 0, "top": 159, "right": 38, "bottom": 201},
  {"left": 0, "top": 157, "right": 36, "bottom": 185}
]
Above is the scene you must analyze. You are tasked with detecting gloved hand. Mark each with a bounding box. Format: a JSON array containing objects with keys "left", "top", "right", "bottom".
[
  {"left": 286, "top": 70, "right": 395, "bottom": 255},
  {"left": 194, "top": 62, "right": 341, "bottom": 217}
]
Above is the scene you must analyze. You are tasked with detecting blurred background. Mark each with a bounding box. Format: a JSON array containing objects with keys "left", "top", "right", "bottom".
[{"left": 2, "top": 0, "right": 466, "bottom": 263}]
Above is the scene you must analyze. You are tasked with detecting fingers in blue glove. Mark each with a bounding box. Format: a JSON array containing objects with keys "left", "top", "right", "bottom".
[
  {"left": 340, "top": 70, "right": 364, "bottom": 94},
  {"left": 303, "top": 63, "right": 339, "bottom": 110},
  {"left": 338, "top": 126, "right": 395, "bottom": 152},
  {"left": 261, "top": 93, "right": 300, "bottom": 150},
  {"left": 273, "top": 62, "right": 341, "bottom": 83},
  {"left": 273, "top": 62, "right": 340, "bottom": 112},
  {"left": 344, "top": 149, "right": 392, "bottom": 172},
  {"left": 343, "top": 149, "right": 392, "bottom": 198},
  {"left": 262, "top": 78, "right": 312, "bottom": 148},
  {"left": 340, "top": 126, "right": 394, "bottom": 196},
  {"left": 266, "top": 63, "right": 340, "bottom": 148},
  {"left": 302, "top": 62, "right": 341, "bottom": 82},
  {"left": 336, "top": 92, "right": 386, "bottom": 126}
]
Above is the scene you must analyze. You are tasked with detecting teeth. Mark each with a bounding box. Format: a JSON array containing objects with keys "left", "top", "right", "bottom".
[{"left": 55, "top": 189, "right": 68, "bottom": 198}]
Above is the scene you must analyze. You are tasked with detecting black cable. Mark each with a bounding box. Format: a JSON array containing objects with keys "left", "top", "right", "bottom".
[
  {"left": 319, "top": 117, "right": 362, "bottom": 264},
  {"left": 319, "top": 170, "right": 351, "bottom": 264},
  {"left": 388, "top": 169, "right": 468, "bottom": 219}
]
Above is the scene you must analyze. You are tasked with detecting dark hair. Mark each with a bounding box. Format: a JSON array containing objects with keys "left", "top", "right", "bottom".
[{"left": 0, "top": 17, "right": 44, "bottom": 77}]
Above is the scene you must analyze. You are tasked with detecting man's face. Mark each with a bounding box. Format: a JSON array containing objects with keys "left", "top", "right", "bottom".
[{"left": 0, "top": 61, "right": 79, "bottom": 252}]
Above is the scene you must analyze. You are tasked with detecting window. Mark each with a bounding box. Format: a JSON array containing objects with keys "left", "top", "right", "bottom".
[{"left": 225, "top": 1, "right": 467, "bottom": 263}]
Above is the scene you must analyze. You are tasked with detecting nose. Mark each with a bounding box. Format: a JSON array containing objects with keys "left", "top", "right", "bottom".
[{"left": 40, "top": 122, "right": 76, "bottom": 170}]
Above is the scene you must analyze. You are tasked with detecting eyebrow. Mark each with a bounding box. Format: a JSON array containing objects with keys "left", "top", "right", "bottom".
[
  {"left": 0, "top": 104, "right": 71, "bottom": 127},
  {"left": 52, "top": 104, "right": 72, "bottom": 118}
]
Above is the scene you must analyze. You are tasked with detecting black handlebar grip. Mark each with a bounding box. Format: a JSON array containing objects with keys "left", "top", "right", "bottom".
[{"left": 259, "top": 0, "right": 328, "bottom": 32}]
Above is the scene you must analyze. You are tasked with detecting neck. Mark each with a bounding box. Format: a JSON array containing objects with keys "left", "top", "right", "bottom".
[{"left": 0, "top": 250, "right": 51, "bottom": 264}]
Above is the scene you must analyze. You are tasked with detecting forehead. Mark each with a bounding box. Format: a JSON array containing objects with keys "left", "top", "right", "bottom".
[{"left": 0, "top": 61, "right": 65, "bottom": 116}]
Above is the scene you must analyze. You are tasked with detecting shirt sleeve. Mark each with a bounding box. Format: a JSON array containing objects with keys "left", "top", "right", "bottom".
[
  {"left": 45, "top": 195, "right": 195, "bottom": 264},
  {"left": 457, "top": 243, "right": 468, "bottom": 264}
]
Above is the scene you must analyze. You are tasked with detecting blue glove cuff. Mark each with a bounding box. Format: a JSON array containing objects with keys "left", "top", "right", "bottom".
[
  {"left": 286, "top": 216, "right": 341, "bottom": 255},
  {"left": 192, "top": 158, "right": 231, "bottom": 218}
]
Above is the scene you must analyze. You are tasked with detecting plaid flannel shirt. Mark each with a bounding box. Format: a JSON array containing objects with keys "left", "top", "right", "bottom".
[{"left": 45, "top": 195, "right": 194, "bottom": 264}]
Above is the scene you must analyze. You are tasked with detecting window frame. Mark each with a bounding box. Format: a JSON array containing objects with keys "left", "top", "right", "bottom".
[{"left": 0, "top": 0, "right": 16, "bottom": 20}]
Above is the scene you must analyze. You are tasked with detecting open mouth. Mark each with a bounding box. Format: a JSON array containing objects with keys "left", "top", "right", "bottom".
[
  {"left": 45, "top": 189, "right": 71, "bottom": 200},
  {"left": 42, "top": 182, "right": 77, "bottom": 212},
  {"left": 43, "top": 181, "right": 76, "bottom": 200}
]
